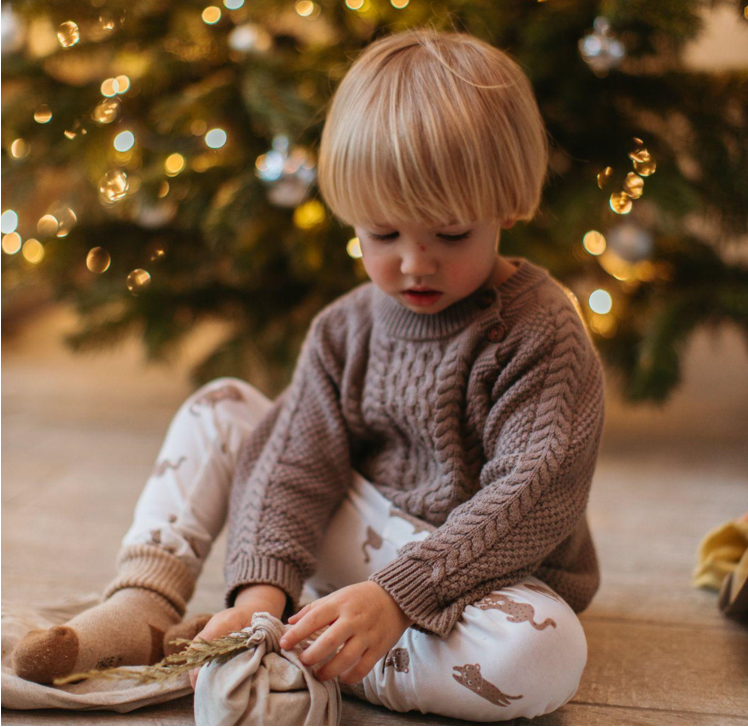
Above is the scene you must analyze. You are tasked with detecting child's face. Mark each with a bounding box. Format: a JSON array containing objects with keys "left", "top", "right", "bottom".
[{"left": 354, "top": 218, "right": 512, "bottom": 313}]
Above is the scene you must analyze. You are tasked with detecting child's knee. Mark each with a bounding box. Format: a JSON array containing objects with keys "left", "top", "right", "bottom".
[
  {"left": 456, "top": 597, "right": 588, "bottom": 720},
  {"left": 183, "top": 377, "right": 268, "bottom": 419},
  {"left": 366, "top": 589, "right": 588, "bottom": 722}
]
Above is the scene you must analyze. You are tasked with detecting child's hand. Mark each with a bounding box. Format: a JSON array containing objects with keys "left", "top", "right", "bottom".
[
  {"left": 188, "top": 584, "right": 287, "bottom": 691},
  {"left": 279, "top": 581, "right": 414, "bottom": 684}
]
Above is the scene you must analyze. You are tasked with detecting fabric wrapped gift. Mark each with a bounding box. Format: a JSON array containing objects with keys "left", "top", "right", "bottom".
[
  {"left": 194, "top": 611, "right": 342, "bottom": 726},
  {"left": 3, "top": 595, "right": 342, "bottom": 726}
]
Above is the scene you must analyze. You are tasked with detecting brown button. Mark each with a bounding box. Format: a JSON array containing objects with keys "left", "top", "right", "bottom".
[
  {"left": 487, "top": 325, "right": 505, "bottom": 343},
  {"left": 475, "top": 290, "right": 496, "bottom": 309}
]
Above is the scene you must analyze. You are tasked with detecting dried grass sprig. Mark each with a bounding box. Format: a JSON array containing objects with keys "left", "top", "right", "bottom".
[{"left": 53, "top": 630, "right": 262, "bottom": 687}]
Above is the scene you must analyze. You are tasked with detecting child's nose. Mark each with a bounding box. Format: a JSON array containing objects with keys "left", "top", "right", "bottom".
[{"left": 400, "top": 251, "right": 436, "bottom": 278}]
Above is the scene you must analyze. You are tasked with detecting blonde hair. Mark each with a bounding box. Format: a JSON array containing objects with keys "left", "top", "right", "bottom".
[{"left": 317, "top": 27, "right": 549, "bottom": 229}]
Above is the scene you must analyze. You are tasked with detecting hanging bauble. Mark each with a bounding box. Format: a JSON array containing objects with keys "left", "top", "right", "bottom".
[
  {"left": 228, "top": 23, "right": 273, "bottom": 54},
  {"left": 1, "top": 5, "right": 24, "bottom": 55},
  {"left": 255, "top": 134, "right": 317, "bottom": 208},
  {"left": 606, "top": 221, "right": 654, "bottom": 263},
  {"left": 578, "top": 17, "right": 626, "bottom": 77},
  {"left": 131, "top": 198, "right": 178, "bottom": 228}
]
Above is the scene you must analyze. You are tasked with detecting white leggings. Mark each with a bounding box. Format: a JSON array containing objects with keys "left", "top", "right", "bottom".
[{"left": 121, "top": 377, "right": 588, "bottom": 722}]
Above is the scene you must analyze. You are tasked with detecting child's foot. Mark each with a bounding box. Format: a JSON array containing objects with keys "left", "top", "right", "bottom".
[
  {"left": 163, "top": 612, "right": 214, "bottom": 657},
  {"left": 11, "top": 587, "right": 181, "bottom": 684}
]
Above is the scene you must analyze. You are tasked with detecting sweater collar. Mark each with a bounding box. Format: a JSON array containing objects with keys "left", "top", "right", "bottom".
[{"left": 371, "top": 256, "right": 547, "bottom": 340}]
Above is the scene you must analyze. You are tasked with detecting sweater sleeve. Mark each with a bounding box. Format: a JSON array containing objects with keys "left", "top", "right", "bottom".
[
  {"left": 223, "top": 316, "right": 353, "bottom": 615},
  {"left": 367, "top": 304, "right": 606, "bottom": 638}
]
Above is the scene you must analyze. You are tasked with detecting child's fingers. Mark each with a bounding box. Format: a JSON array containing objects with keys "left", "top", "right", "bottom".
[
  {"left": 281, "top": 602, "right": 335, "bottom": 651},
  {"left": 189, "top": 667, "right": 199, "bottom": 691},
  {"left": 287, "top": 603, "right": 313, "bottom": 624}
]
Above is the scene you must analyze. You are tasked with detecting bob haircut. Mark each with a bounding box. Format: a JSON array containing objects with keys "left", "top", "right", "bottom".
[{"left": 317, "top": 27, "right": 549, "bottom": 229}]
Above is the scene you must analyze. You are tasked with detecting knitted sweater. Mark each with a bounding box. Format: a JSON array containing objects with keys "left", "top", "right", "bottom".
[{"left": 224, "top": 256, "right": 606, "bottom": 638}]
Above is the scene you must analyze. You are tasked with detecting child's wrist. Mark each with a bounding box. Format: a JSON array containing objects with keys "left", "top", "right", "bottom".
[{"left": 235, "top": 583, "right": 288, "bottom": 616}]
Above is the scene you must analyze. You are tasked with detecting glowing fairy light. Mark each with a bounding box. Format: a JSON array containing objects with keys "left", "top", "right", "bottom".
[
  {"left": 202, "top": 6, "right": 221, "bottom": 24},
  {"left": 22, "top": 239, "right": 45, "bottom": 264},
  {"left": 205, "top": 128, "right": 227, "bottom": 149},
  {"left": 589, "top": 289, "right": 613, "bottom": 315},
  {"left": 1, "top": 210, "right": 18, "bottom": 234},
  {"left": 347, "top": 237, "right": 362, "bottom": 258},
  {"left": 2, "top": 233, "right": 22, "bottom": 255},
  {"left": 165, "top": 153, "right": 186, "bottom": 176},
  {"left": 582, "top": 230, "right": 606, "bottom": 256},
  {"left": 293, "top": 199, "right": 325, "bottom": 229},
  {"left": 114, "top": 130, "right": 135, "bottom": 152}
]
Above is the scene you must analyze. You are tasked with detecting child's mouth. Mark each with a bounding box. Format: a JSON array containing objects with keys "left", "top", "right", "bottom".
[{"left": 403, "top": 290, "right": 443, "bottom": 306}]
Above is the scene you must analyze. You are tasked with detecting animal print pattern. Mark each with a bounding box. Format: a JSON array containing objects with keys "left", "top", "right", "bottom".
[
  {"left": 361, "top": 525, "right": 383, "bottom": 563},
  {"left": 147, "top": 523, "right": 200, "bottom": 558},
  {"left": 188, "top": 383, "right": 246, "bottom": 415},
  {"left": 151, "top": 456, "right": 186, "bottom": 478},
  {"left": 524, "top": 582, "right": 564, "bottom": 603},
  {"left": 384, "top": 647, "right": 410, "bottom": 673},
  {"left": 387, "top": 505, "right": 436, "bottom": 535},
  {"left": 452, "top": 663, "right": 523, "bottom": 707},
  {"left": 475, "top": 594, "right": 557, "bottom": 630}
]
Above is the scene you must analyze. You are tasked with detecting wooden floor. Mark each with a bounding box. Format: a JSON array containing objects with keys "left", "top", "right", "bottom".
[{"left": 2, "top": 306, "right": 747, "bottom": 726}]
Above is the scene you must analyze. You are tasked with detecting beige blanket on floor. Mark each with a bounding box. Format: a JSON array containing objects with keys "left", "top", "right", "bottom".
[{"left": 2, "top": 594, "right": 342, "bottom": 725}]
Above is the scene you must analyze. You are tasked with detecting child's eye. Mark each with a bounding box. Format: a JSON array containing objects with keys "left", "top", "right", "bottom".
[
  {"left": 439, "top": 232, "right": 471, "bottom": 242},
  {"left": 369, "top": 232, "right": 399, "bottom": 241},
  {"left": 367, "top": 232, "right": 471, "bottom": 242}
]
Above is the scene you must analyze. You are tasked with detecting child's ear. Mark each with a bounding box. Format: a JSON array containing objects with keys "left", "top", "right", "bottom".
[{"left": 501, "top": 219, "right": 515, "bottom": 229}]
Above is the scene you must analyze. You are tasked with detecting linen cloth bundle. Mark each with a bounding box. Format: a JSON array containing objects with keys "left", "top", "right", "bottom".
[{"left": 2, "top": 593, "right": 342, "bottom": 725}]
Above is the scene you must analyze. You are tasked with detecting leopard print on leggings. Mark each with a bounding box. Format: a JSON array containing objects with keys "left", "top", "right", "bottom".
[
  {"left": 189, "top": 383, "right": 246, "bottom": 414},
  {"left": 384, "top": 647, "right": 410, "bottom": 673},
  {"left": 475, "top": 594, "right": 557, "bottom": 630},
  {"left": 452, "top": 663, "right": 523, "bottom": 707}
]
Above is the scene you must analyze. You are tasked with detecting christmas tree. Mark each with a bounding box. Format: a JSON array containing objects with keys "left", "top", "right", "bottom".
[{"left": 2, "top": 0, "right": 747, "bottom": 401}]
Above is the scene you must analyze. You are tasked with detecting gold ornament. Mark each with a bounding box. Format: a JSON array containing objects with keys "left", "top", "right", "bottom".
[
  {"left": 10, "top": 139, "right": 30, "bottom": 159},
  {"left": 57, "top": 21, "right": 80, "bottom": 48},
  {"left": 50, "top": 204, "right": 77, "bottom": 237},
  {"left": 92, "top": 98, "right": 120, "bottom": 124},
  {"left": 37, "top": 214, "right": 59, "bottom": 237},
  {"left": 86, "top": 247, "right": 111, "bottom": 273},
  {"left": 98, "top": 170, "right": 129, "bottom": 202},
  {"left": 149, "top": 244, "right": 167, "bottom": 262},
  {"left": 609, "top": 191, "right": 632, "bottom": 214},
  {"left": 64, "top": 119, "right": 87, "bottom": 139},
  {"left": 34, "top": 105, "right": 52, "bottom": 124},
  {"left": 633, "top": 157, "right": 656, "bottom": 176},
  {"left": 126, "top": 269, "right": 151, "bottom": 295},
  {"left": 622, "top": 172, "right": 644, "bottom": 199},
  {"left": 597, "top": 166, "right": 613, "bottom": 189},
  {"left": 627, "top": 138, "right": 650, "bottom": 164}
]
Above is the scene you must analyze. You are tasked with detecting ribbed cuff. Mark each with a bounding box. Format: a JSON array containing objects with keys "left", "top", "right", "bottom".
[
  {"left": 103, "top": 544, "right": 196, "bottom": 618},
  {"left": 224, "top": 555, "right": 304, "bottom": 618},
  {"left": 368, "top": 555, "right": 459, "bottom": 638}
]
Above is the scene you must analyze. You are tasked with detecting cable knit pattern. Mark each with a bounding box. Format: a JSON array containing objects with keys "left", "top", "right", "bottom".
[{"left": 224, "top": 257, "right": 606, "bottom": 638}]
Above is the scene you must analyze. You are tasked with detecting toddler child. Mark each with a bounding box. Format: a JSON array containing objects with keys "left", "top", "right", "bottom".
[{"left": 12, "top": 27, "right": 605, "bottom": 722}]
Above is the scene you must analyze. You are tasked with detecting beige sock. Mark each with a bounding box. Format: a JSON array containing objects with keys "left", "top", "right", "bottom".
[{"left": 12, "top": 544, "right": 196, "bottom": 685}]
